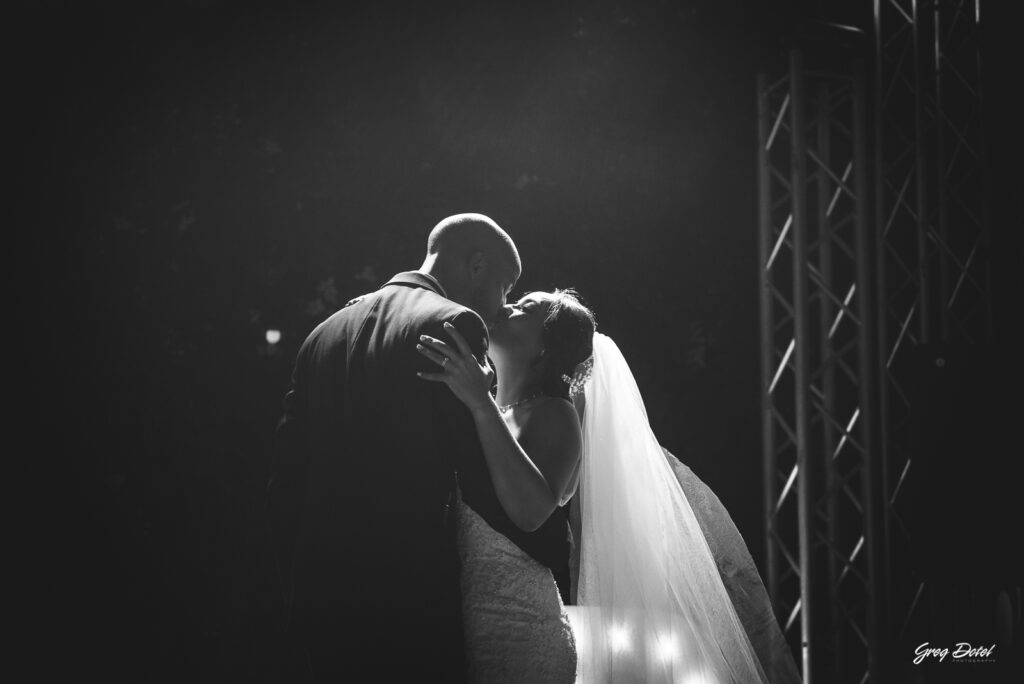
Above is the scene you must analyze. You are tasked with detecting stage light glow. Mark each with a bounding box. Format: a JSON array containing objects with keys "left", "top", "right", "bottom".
[
  {"left": 679, "top": 673, "right": 716, "bottom": 684},
  {"left": 608, "top": 623, "right": 631, "bottom": 653},
  {"left": 654, "top": 631, "right": 678, "bottom": 662},
  {"left": 266, "top": 329, "right": 282, "bottom": 344}
]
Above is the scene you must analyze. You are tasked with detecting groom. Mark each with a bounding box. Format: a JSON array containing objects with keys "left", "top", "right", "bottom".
[{"left": 271, "top": 213, "right": 528, "bottom": 681}]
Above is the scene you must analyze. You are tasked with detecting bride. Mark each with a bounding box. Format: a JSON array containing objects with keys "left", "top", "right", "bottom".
[{"left": 417, "top": 289, "right": 801, "bottom": 683}]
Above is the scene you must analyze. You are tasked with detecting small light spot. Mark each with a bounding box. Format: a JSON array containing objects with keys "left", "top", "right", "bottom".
[
  {"left": 654, "top": 631, "right": 678, "bottom": 662},
  {"left": 608, "top": 623, "right": 631, "bottom": 653},
  {"left": 680, "top": 673, "right": 716, "bottom": 684},
  {"left": 266, "top": 329, "right": 282, "bottom": 345}
]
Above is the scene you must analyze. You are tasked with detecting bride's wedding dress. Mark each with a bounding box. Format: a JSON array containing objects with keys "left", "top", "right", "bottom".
[
  {"left": 660, "top": 453, "right": 802, "bottom": 684},
  {"left": 456, "top": 495, "right": 577, "bottom": 683},
  {"left": 457, "top": 333, "right": 801, "bottom": 684}
]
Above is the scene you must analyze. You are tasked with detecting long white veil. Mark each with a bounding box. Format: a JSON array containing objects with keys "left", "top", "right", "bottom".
[{"left": 569, "top": 333, "right": 773, "bottom": 683}]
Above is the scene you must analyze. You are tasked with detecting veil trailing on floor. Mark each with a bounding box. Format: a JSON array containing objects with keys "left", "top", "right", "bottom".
[{"left": 567, "top": 333, "right": 800, "bottom": 684}]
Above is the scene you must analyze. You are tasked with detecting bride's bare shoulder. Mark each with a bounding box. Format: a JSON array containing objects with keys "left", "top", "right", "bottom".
[
  {"left": 520, "top": 396, "right": 581, "bottom": 440},
  {"left": 532, "top": 395, "right": 576, "bottom": 414}
]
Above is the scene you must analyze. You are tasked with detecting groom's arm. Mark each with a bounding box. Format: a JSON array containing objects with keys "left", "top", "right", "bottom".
[
  {"left": 448, "top": 310, "right": 490, "bottom": 366},
  {"left": 436, "top": 310, "right": 489, "bottom": 459},
  {"left": 437, "top": 309, "right": 497, "bottom": 506}
]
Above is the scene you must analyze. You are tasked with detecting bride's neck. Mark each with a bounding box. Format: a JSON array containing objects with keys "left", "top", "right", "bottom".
[{"left": 492, "top": 357, "right": 541, "bottom": 407}]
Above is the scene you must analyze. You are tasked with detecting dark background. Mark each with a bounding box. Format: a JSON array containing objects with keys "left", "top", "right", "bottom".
[{"left": 11, "top": 0, "right": 1021, "bottom": 681}]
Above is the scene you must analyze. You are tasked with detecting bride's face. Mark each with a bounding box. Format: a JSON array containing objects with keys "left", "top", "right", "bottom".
[{"left": 489, "top": 291, "right": 556, "bottom": 363}]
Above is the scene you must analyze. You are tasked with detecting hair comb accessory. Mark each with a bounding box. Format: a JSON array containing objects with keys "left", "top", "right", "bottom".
[{"left": 562, "top": 355, "right": 594, "bottom": 399}]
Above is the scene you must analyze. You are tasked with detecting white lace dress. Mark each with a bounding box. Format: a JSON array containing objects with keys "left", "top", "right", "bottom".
[
  {"left": 454, "top": 451, "right": 799, "bottom": 684},
  {"left": 456, "top": 498, "right": 578, "bottom": 684}
]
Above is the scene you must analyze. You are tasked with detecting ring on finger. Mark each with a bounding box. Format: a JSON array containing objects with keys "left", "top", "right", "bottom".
[{"left": 441, "top": 356, "right": 450, "bottom": 368}]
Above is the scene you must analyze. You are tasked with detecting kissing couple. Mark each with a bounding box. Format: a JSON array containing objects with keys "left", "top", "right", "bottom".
[{"left": 270, "top": 213, "right": 801, "bottom": 683}]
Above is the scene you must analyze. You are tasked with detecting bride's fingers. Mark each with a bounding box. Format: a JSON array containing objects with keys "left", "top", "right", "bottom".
[
  {"left": 416, "top": 343, "right": 449, "bottom": 367},
  {"left": 442, "top": 322, "right": 474, "bottom": 357},
  {"left": 416, "top": 371, "right": 448, "bottom": 383},
  {"left": 419, "top": 335, "right": 458, "bottom": 359}
]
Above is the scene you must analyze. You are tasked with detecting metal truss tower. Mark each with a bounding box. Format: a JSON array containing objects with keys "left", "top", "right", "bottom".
[
  {"left": 757, "top": 2, "right": 991, "bottom": 682},
  {"left": 872, "top": 0, "right": 993, "bottom": 668},
  {"left": 758, "top": 53, "right": 881, "bottom": 684}
]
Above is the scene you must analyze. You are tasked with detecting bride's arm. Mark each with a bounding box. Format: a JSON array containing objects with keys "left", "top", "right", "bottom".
[
  {"left": 468, "top": 396, "right": 581, "bottom": 531},
  {"left": 418, "top": 322, "right": 580, "bottom": 532}
]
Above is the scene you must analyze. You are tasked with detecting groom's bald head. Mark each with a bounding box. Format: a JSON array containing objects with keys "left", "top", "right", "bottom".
[
  {"left": 426, "top": 213, "right": 521, "bottom": 277},
  {"left": 420, "top": 213, "right": 521, "bottom": 324}
]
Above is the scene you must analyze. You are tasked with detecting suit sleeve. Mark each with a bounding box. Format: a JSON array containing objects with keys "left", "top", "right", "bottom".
[
  {"left": 440, "top": 309, "right": 493, "bottom": 501},
  {"left": 449, "top": 309, "right": 490, "bottom": 364}
]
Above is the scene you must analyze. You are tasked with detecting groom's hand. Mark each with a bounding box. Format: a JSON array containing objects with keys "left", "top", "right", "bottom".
[{"left": 416, "top": 321, "right": 496, "bottom": 414}]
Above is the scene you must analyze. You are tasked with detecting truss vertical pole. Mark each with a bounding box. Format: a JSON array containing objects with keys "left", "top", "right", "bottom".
[
  {"left": 933, "top": 1, "right": 952, "bottom": 342},
  {"left": 853, "top": 61, "right": 883, "bottom": 683},
  {"left": 788, "top": 49, "right": 817, "bottom": 684},
  {"left": 913, "top": 0, "right": 933, "bottom": 344},
  {"left": 757, "top": 71, "right": 781, "bottom": 617},
  {"left": 932, "top": 0, "right": 993, "bottom": 344},
  {"left": 874, "top": 0, "right": 930, "bottom": 657},
  {"left": 975, "top": 0, "right": 994, "bottom": 342},
  {"left": 814, "top": 80, "right": 844, "bottom": 681},
  {"left": 870, "top": 5, "right": 895, "bottom": 654}
]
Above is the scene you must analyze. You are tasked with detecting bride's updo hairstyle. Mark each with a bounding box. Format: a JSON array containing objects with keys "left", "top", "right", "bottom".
[{"left": 540, "top": 289, "right": 596, "bottom": 400}]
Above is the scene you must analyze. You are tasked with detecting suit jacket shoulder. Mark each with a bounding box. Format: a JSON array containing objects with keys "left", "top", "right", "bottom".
[{"left": 376, "top": 273, "right": 490, "bottom": 359}]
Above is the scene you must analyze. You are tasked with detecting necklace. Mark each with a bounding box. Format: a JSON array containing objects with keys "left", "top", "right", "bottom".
[{"left": 498, "top": 392, "right": 543, "bottom": 414}]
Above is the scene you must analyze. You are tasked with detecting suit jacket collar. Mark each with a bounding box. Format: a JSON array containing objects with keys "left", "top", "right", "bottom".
[{"left": 383, "top": 271, "right": 448, "bottom": 298}]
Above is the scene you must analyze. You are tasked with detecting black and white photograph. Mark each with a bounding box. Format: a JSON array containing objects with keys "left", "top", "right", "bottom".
[{"left": 12, "top": 0, "right": 1021, "bottom": 682}]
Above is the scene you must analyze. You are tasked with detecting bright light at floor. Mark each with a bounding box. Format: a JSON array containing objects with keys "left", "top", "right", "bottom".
[
  {"left": 654, "top": 631, "right": 678, "bottom": 662},
  {"left": 266, "top": 329, "right": 281, "bottom": 344},
  {"left": 679, "top": 674, "right": 717, "bottom": 684},
  {"left": 608, "top": 623, "right": 632, "bottom": 653}
]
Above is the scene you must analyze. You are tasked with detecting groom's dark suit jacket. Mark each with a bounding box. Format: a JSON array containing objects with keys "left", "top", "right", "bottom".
[{"left": 270, "top": 271, "right": 569, "bottom": 681}]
